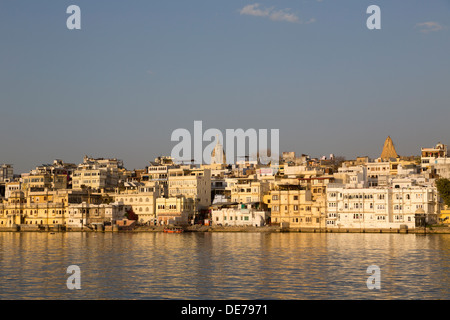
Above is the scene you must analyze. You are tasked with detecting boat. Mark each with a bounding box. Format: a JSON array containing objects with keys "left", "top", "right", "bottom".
[{"left": 163, "top": 228, "right": 184, "bottom": 234}]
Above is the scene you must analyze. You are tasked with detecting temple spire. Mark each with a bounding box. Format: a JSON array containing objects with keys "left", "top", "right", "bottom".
[{"left": 380, "top": 136, "right": 398, "bottom": 160}]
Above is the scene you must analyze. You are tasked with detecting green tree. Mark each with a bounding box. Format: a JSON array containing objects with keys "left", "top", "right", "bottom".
[{"left": 436, "top": 178, "right": 450, "bottom": 207}]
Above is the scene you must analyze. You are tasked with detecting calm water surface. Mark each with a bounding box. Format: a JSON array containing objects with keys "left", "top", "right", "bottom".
[{"left": 1, "top": 232, "right": 449, "bottom": 299}]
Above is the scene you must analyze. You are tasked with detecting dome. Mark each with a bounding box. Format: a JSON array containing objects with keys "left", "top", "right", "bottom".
[{"left": 415, "top": 208, "right": 425, "bottom": 214}]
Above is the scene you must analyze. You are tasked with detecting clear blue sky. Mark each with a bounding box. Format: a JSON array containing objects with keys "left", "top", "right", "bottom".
[{"left": 1, "top": 0, "right": 449, "bottom": 173}]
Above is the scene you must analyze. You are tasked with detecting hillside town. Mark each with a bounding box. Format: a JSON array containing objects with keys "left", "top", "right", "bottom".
[{"left": 1, "top": 137, "right": 450, "bottom": 232}]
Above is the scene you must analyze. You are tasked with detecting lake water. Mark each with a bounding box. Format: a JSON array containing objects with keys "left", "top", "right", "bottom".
[{"left": 1, "top": 232, "right": 449, "bottom": 300}]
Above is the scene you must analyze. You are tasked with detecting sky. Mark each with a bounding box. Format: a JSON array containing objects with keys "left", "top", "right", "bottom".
[{"left": 0, "top": 0, "right": 449, "bottom": 173}]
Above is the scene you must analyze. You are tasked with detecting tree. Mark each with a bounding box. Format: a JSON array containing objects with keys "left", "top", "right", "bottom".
[
  {"left": 436, "top": 178, "right": 450, "bottom": 208},
  {"left": 329, "top": 156, "right": 346, "bottom": 169},
  {"left": 125, "top": 208, "right": 138, "bottom": 221}
]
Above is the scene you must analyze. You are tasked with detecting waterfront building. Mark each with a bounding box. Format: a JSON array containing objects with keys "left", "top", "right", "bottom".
[
  {"left": 0, "top": 188, "right": 105, "bottom": 228},
  {"left": 326, "top": 181, "right": 439, "bottom": 229},
  {"left": 113, "top": 181, "right": 161, "bottom": 224},
  {"left": 67, "top": 201, "right": 126, "bottom": 229},
  {"left": 211, "top": 202, "right": 269, "bottom": 227},
  {"left": 155, "top": 196, "right": 194, "bottom": 226},
  {"left": 266, "top": 184, "right": 326, "bottom": 229}
]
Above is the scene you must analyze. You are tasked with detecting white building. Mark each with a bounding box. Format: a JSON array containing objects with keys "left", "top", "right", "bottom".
[
  {"left": 326, "top": 183, "right": 439, "bottom": 229},
  {"left": 334, "top": 164, "right": 368, "bottom": 188},
  {"left": 421, "top": 143, "right": 448, "bottom": 171},
  {"left": 365, "top": 161, "right": 390, "bottom": 187},
  {"left": 211, "top": 203, "right": 269, "bottom": 227}
]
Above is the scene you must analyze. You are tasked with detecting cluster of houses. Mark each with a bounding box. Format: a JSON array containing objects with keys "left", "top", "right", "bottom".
[{"left": 0, "top": 137, "right": 449, "bottom": 231}]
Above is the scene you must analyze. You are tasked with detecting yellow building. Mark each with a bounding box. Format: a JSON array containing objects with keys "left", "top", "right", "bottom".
[
  {"left": 228, "top": 178, "right": 270, "bottom": 205},
  {"left": 389, "top": 158, "right": 416, "bottom": 176},
  {"left": 0, "top": 189, "right": 104, "bottom": 228},
  {"left": 266, "top": 184, "right": 325, "bottom": 229},
  {"left": 156, "top": 196, "right": 194, "bottom": 225},
  {"left": 22, "top": 174, "right": 67, "bottom": 191}
]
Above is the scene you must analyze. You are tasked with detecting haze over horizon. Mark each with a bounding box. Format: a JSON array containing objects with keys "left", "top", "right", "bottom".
[{"left": 1, "top": 0, "right": 449, "bottom": 174}]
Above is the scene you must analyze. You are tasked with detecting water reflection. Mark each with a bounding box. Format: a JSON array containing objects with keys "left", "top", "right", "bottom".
[{"left": 0, "top": 232, "right": 449, "bottom": 299}]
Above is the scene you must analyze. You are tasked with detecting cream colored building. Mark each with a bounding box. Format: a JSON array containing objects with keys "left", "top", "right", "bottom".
[
  {"left": 228, "top": 178, "right": 270, "bottom": 204},
  {"left": 156, "top": 196, "right": 194, "bottom": 226},
  {"left": 72, "top": 156, "right": 123, "bottom": 191},
  {"left": 267, "top": 184, "right": 325, "bottom": 229},
  {"left": 168, "top": 167, "right": 211, "bottom": 211},
  {"left": 4, "top": 181, "right": 21, "bottom": 199},
  {"left": 67, "top": 202, "right": 127, "bottom": 229},
  {"left": 113, "top": 182, "right": 161, "bottom": 224}
]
